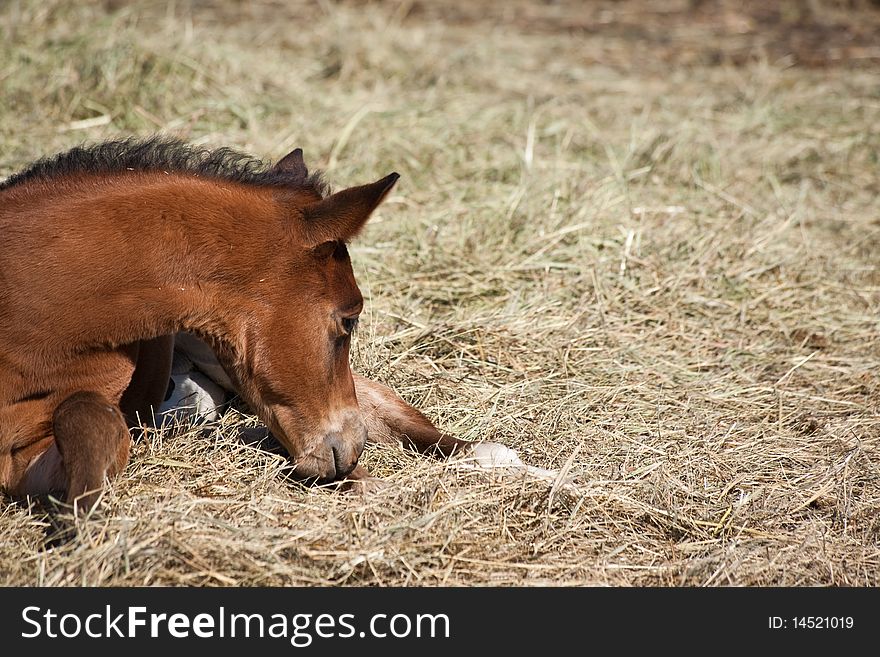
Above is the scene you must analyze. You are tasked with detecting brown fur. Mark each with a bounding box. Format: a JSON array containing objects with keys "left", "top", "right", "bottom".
[
  {"left": 0, "top": 140, "right": 465, "bottom": 512},
  {"left": 354, "top": 374, "right": 469, "bottom": 457}
]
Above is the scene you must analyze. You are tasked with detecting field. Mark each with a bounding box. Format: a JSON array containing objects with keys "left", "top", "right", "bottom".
[{"left": 1, "top": 0, "right": 879, "bottom": 586}]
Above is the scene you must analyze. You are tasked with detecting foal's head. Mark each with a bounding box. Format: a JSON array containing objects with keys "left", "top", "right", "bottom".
[{"left": 215, "top": 148, "right": 398, "bottom": 482}]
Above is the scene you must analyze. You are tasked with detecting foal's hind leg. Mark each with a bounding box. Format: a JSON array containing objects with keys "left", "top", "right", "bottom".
[
  {"left": 53, "top": 392, "right": 131, "bottom": 513},
  {"left": 353, "top": 374, "right": 470, "bottom": 456}
]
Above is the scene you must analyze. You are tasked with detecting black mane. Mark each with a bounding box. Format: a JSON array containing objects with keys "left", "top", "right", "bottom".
[{"left": 0, "top": 136, "right": 328, "bottom": 194}]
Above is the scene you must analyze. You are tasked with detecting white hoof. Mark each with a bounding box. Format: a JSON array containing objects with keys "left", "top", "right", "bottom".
[
  {"left": 457, "top": 442, "right": 573, "bottom": 488},
  {"left": 469, "top": 442, "right": 526, "bottom": 468},
  {"left": 158, "top": 372, "right": 228, "bottom": 424}
]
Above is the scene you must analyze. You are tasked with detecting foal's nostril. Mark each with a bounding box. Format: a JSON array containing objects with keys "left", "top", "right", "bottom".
[{"left": 324, "top": 433, "right": 357, "bottom": 479}]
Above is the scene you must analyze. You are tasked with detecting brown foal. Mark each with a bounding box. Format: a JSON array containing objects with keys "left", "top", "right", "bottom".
[{"left": 0, "top": 138, "right": 469, "bottom": 512}]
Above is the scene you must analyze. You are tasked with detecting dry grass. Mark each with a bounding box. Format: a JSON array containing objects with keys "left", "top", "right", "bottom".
[{"left": 1, "top": 0, "right": 879, "bottom": 586}]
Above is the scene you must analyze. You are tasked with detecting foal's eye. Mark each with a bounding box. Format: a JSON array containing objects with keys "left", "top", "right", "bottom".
[{"left": 341, "top": 316, "right": 359, "bottom": 335}]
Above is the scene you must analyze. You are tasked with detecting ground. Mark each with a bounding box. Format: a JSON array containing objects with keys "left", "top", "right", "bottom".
[{"left": 0, "top": 0, "right": 878, "bottom": 586}]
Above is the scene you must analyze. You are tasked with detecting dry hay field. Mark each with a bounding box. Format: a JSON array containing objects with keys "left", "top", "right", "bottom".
[{"left": 1, "top": 0, "right": 879, "bottom": 587}]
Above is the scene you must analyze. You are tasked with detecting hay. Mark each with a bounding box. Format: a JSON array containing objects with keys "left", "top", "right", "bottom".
[{"left": 1, "top": 0, "right": 878, "bottom": 586}]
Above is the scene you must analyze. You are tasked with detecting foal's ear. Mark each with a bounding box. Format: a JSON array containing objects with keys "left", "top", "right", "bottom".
[
  {"left": 302, "top": 172, "right": 399, "bottom": 244},
  {"left": 273, "top": 147, "right": 308, "bottom": 177}
]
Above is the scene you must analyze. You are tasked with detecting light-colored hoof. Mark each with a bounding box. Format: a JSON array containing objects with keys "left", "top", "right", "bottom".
[
  {"left": 457, "top": 442, "right": 577, "bottom": 491},
  {"left": 158, "top": 372, "right": 228, "bottom": 424},
  {"left": 468, "top": 442, "right": 526, "bottom": 468}
]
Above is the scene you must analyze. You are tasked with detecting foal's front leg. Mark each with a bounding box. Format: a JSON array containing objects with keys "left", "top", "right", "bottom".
[
  {"left": 52, "top": 391, "right": 131, "bottom": 513},
  {"left": 330, "top": 375, "right": 473, "bottom": 489},
  {"left": 353, "top": 374, "right": 471, "bottom": 456},
  {"left": 351, "top": 374, "right": 562, "bottom": 485}
]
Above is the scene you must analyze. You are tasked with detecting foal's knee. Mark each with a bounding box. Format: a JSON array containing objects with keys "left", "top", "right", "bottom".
[{"left": 53, "top": 392, "right": 130, "bottom": 512}]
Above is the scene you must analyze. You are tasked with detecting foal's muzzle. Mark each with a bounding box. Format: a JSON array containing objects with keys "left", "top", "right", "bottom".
[{"left": 295, "top": 410, "right": 367, "bottom": 481}]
